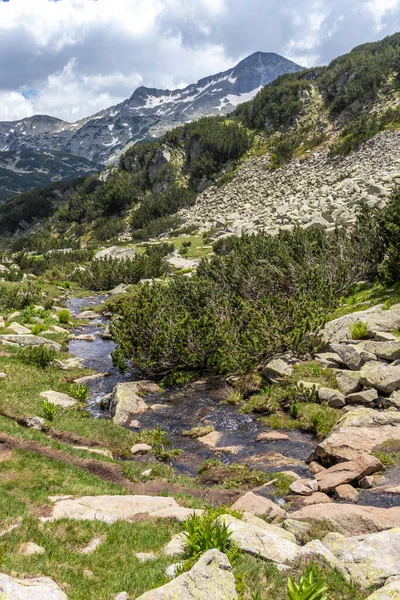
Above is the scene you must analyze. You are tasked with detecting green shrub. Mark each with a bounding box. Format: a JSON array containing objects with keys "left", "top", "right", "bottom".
[
  {"left": 69, "top": 383, "right": 89, "bottom": 403},
  {"left": 17, "top": 345, "right": 56, "bottom": 368},
  {"left": 40, "top": 399, "right": 59, "bottom": 422},
  {"left": 183, "top": 512, "right": 232, "bottom": 557},
  {"left": 57, "top": 309, "right": 71, "bottom": 325},
  {"left": 350, "top": 320, "right": 369, "bottom": 340},
  {"left": 287, "top": 570, "right": 328, "bottom": 600}
]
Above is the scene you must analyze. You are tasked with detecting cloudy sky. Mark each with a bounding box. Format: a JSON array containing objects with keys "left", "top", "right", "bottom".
[{"left": 0, "top": 0, "right": 400, "bottom": 123}]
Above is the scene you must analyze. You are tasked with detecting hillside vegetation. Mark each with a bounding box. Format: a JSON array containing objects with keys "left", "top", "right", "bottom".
[{"left": 1, "top": 32, "right": 400, "bottom": 246}]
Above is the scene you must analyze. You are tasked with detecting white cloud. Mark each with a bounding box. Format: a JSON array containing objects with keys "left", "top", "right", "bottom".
[{"left": 0, "top": 0, "right": 400, "bottom": 122}]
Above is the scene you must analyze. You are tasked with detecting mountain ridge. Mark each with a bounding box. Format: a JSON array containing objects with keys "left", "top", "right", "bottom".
[{"left": 0, "top": 52, "right": 303, "bottom": 162}]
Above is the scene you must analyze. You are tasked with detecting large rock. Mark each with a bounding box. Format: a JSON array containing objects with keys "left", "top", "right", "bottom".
[
  {"left": 345, "top": 388, "right": 379, "bottom": 405},
  {"left": 322, "top": 529, "right": 400, "bottom": 589},
  {"left": 45, "top": 495, "right": 181, "bottom": 523},
  {"left": 40, "top": 390, "right": 76, "bottom": 408},
  {"left": 364, "top": 341, "right": 400, "bottom": 361},
  {"left": 7, "top": 322, "right": 31, "bottom": 335},
  {"left": 0, "top": 334, "right": 61, "bottom": 351},
  {"left": 317, "top": 387, "right": 346, "bottom": 408},
  {"left": 365, "top": 579, "right": 400, "bottom": 600},
  {"left": 110, "top": 382, "right": 149, "bottom": 425},
  {"left": 231, "top": 492, "right": 286, "bottom": 519},
  {"left": 216, "top": 515, "right": 300, "bottom": 565},
  {"left": 135, "top": 549, "right": 238, "bottom": 600},
  {"left": 321, "top": 305, "right": 400, "bottom": 344},
  {"left": 0, "top": 574, "right": 68, "bottom": 599},
  {"left": 333, "top": 369, "right": 362, "bottom": 395},
  {"left": 360, "top": 362, "right": 400, "bottom": 394},
  {"left": 315, "top": 455, "right": 382, "bottom": 492},
  {"left": 313, "top": 407, "right": 400, "bottom": 463},
  {"left": 290, "top": 503, "right": 400, "bottom": 535},
  {"left": 95, "top": 246, "right": 136, "bottom": 260},
  {"left": 330, "top": 343, "right": 375, "bottom": 371},
  {"left": 263, "top": 357, "right": 295, "bottom": 380}
]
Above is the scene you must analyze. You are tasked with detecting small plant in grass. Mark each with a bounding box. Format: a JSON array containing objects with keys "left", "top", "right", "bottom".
[
  {"left": 152, "top": 424, "right": 182, "bottom": 461},
  {"left": 57, "top": 309, "right": 71, "bottom": 325},
  {"left": 350, "top": 320, "right": 369, "bottom": 340},
  {"left": 182, "top": 425, "right": 214, "bottom": 438},
  {"left": 41, "top": 399, "right": 59, "bottom": 422},
  {"left": 183, "top": 512, "right": 232, "bottom": 557},
  {"left": 372, "top": 450, "right": 397, "bottom": 467},
  {"left": 226, "top": 388, "right": 243, "bottom": 404},
  {"left": 17, "top": 345, "right": 56, "bottom": 368},
  {"left": 30, "top": 323, "right": 48, "bottom": 335},
  {"left": 287, "top": 570, "right": 328, "bottom": 600},
  {"left": 69, "top": 383, "right": 89, "bottom": 403},
  {"left": 294, "top": 382, "right": 318, "bottom": 403}
]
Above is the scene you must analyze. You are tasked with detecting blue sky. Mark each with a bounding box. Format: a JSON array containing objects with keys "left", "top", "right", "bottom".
[{"left": 0, "top": 0, "right": 400, "bottom": 122}]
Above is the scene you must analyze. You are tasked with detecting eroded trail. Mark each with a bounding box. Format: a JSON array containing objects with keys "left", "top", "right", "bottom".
[{"left": 0, "top": 433, "right": 239, "bottom": 505}]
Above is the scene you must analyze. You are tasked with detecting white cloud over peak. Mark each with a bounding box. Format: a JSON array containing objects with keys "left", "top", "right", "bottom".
[{"left": 0, "top": 0, "right": 399, "bottom": 122}]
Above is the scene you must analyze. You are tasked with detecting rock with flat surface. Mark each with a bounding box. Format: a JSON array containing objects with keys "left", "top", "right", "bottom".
[
  {"left": 136, "top": 552, "right": 157, "bottom": 562},
  {"left": 0, "top": 574, "right": 68, "bottom": 599},
  {"left": 216, "top": 515, "right": 300, "bottom": 564},
  {"left": 364, "top": 341, "right": 400, "bottom": 361},
  {"left": 321, "top": 305, "right": 400, "bottom": 344},
  {"left": 364, "top": 579, "right": 400, "bottom": 600},
  {"left": 330, "top": 343, "right": 373, "bottom": 371},
  {"left": 255, "top": 431, "right": 290, "bottom": 442},
  {"left": 346, "top": 388, "right": 379, "bottom": 405},
  {"left": 130, "top": 443, "right": 152, "bottom": 455},
  {"left": 149, "top": 508, "right": 204, "bottom": 522},
  {"left": 18, "top": 542, "right": 45, "bottom": 556},
  {"left": 198, "top": 431, "right": 222, "bottom": 447},
  {"left": 110, "top": 382, "right": 149, "bottom": 425},
  {"left": 263, "top": 357, "right": 295, "bottom": 380},
  {"left": 45, "top": 495, "right": 181, "bottom": 523},
  {"left": 231, "top": 492, "right": 286, "bottom": 519},
  {"left": 76, "top": 310, "right": 100, "bottom": 319},
  {"left": 316, "top": 455, "right": 382, "bottom": 492},
  {"left": 286, "top": 492, "right": 333, "bottom": 508},
  {"left": 333, "top": 369, "right": 362, "bottom": 395},
  {"left": 317, "top": 387, "right": 346, "bottom": 408},
  {"left": 313, "top": 407, "right": 400, "bottom": 463},
  {"left": 322, "top": 529, "right": 400, "bottom": 589},
  {"left": 0, "top": 334, "right": 61, "bottom": 351},
  {"left": 241, "top": 513, "right": 296, "bottom": 543},
  {"left": 40, "top": 390, "right": 76, "bottom": 408},
  {"left": 164, "top": 533, "right": 187, "bottom": 557},
  {"left": 8, "top": 322, "right": 31, "bottom": 335},
  {"left": 290, "top": 503, "right": 400, "bottom": 535},
  {"left": 360, "top": 362, "right": 400, "bottom": 394},
  {"left": 289, "top": 479, "right": 318, "bottom": 496},
  {"left": 335, "top": 484, "right": 359, "bottom": 502},
  {"left": 135, "top": 549, "right": 238, "bottom": 600}
]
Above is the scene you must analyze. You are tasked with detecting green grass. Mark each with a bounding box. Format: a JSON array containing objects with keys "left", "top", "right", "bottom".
[
  {"left": 0, "top": 353, "right": 142, "bottom": 455},
  {"left": 333, "top": 282, "right": 400, "bottom": 319},
  {"left": 235, "top": 554, "right": 365, "bottom": 600},
  {"left": 169, "top": 234, "right": 212, "bottom": 259},
  {"left": 291, "top": 363, "right": 338, "bottom": 389},
  {"left": 261, "top": 403, "right": 340, "bottom": 439},
  {"left": 0, "top": 514, "right": 181, "bottom": 600}
]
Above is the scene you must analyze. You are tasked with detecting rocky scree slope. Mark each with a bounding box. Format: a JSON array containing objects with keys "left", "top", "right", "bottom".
[{"left": 179, "top": 130, "right": 400, "bottom": 235}]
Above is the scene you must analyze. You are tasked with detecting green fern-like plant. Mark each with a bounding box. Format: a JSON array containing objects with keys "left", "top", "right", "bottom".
[
  {"left": 184, "top": 513, "right": 232, "bottom": 557},
  {"left": 287, "top": 571, "right": 328, "bottom": 600}
]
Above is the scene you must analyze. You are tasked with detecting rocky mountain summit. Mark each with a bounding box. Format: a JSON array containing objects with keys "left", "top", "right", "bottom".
[{"left": 0, "top": 52, "right": 302, "bottom": 180}]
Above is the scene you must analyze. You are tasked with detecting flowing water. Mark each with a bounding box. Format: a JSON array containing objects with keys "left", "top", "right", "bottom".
[{"left": 66, "top": 295, "right": 399, "bottom": 508}]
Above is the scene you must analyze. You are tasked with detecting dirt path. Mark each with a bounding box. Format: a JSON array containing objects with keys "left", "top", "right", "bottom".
[{"left": 0, "top": 433, "right": 239, "bottom": 505}]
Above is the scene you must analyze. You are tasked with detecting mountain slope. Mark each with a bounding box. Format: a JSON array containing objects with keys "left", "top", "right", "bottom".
[
  {"left": 0, "top": 150, "right": 98, "bottom": 202},
  {"left": 0, "top": 52, "right": 303, "bottom": 168}
]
